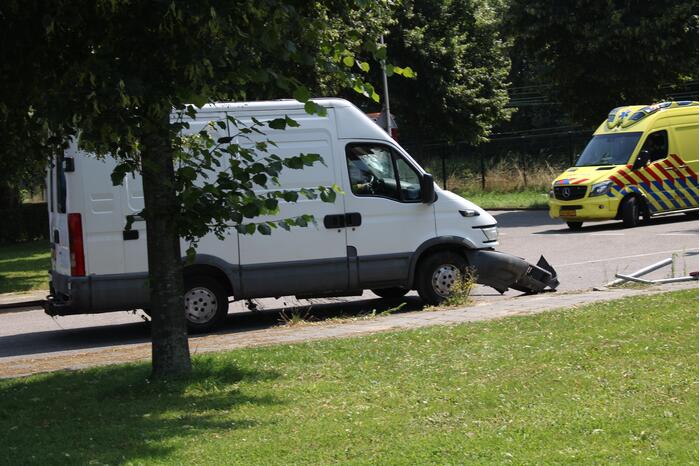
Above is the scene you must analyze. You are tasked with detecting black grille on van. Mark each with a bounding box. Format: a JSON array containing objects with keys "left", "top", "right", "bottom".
[{"left": 554, "top": 185, "right": 587, "bottom": 201}]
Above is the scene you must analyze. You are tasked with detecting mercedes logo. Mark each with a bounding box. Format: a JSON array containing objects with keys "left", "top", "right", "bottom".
[{"left": 562, "top": 187, "right": 571, "bottom": 199}]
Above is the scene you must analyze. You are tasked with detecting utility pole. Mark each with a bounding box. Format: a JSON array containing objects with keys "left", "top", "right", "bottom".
[{"left": 379, "top": 35, "right": 391, "bottom": 134}]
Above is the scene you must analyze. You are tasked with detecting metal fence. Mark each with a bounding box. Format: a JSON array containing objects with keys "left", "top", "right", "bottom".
[{"left": 402, "top": 128, "right": 594, "bottom": 191}]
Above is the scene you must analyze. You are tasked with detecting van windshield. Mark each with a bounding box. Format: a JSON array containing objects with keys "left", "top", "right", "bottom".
[{"left": 575, "top": 132, "right": 642, "bottom": 166}]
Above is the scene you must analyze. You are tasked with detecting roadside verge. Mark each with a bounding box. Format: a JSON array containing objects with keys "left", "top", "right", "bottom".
[{"left": 0, "top": 281, "right": 696, "bottom": 379}]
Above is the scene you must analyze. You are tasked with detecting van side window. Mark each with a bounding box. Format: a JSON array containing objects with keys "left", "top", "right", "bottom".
[
  {"left": 346, "top": 144, "right": 422, "bottom": 202},
  {"left": 639, "top": 130, "right": 668, "bottom": 163}
]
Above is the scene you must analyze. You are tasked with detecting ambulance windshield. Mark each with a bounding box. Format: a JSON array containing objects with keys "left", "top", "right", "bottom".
[{"left": 575, "top": 132, "right": 642, "bottom": 166}]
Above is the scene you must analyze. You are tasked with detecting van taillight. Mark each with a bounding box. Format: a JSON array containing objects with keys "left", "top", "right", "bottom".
[
  {"left": 67, "top": 213, "right": 86, "bottom": 277},
  {"left": 390, "top": 127, "right": 399, "bottom": 141}
]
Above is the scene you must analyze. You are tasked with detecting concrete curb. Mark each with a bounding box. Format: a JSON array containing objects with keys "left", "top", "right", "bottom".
[
  {"left": 0, "top": 300, "right": 44, "bottom": 312},
  {"left": 0, "top": 290, "right": 47, "bottom": 312}
]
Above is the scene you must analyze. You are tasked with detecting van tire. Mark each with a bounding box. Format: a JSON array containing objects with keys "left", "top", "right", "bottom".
[
  {"left": 416, "top": 251, "right": 468, "bottom": 306},
  {"left": 621, "top": 197, "right": 640, "bottom": 228},
  {"left": 183, "top": 276, "right": 229, "bottom": 333},
  {"left": 566, "top": 221, "right": 583, "bottom": 230},
  {"left": 371, "top": 287, "right": 410, "bottom": 299},
  {"left": 684, "top": 210, "right": 699, "bottom": 220}
]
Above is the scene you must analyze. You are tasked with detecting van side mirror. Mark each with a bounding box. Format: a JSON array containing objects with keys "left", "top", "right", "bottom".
[
  {"left": 633, "top": 149, "right": 651, "bottom": 170},
  {"left": 420, "top": 173, "right": 436, "bottom": 204}
]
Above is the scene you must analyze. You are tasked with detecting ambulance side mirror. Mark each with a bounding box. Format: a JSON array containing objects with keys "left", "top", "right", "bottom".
[{"left": 633, "top": 150, "right": 651, "bottom": 170}]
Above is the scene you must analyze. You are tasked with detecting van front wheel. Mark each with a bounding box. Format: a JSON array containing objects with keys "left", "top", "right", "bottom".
[
  {"left": 184, "top": 276, "right": 229, "bottom": 333},
  {"left": 566, "top": 221, "right": 583, "bottom": 230},
  {"left": 621, "top": 197, "right": 640, "bottom": 228},
  {"left": 416, "top": 251, "right": 468, "bottom": 306}
]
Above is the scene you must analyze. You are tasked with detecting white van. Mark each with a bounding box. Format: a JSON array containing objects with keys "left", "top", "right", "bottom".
[{"left": 45, "top": 98, "right": 557, "bottom": 331}]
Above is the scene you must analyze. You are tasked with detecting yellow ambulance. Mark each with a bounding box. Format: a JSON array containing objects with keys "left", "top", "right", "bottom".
[{"left": 549, "top": 101, "right": 699, "bottom": 229}]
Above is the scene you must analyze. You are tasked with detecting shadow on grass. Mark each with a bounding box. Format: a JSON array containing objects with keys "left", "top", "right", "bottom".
[{"left": 0, "top": 357, "right": 281, "bottom": 464}]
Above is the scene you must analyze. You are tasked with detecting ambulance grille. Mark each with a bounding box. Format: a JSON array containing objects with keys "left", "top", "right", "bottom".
[{"left": 554, "top": 185, "right": 587, "bottom": 201}]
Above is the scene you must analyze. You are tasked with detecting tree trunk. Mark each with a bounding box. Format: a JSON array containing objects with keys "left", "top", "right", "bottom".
[{"left": 141, "top": 109, "right": 192, "bottom": 378}]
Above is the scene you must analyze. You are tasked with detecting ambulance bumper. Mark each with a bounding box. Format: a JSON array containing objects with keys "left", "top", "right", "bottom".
[{"left": 548, "top": 196, "right": 621, "bottom": 221}]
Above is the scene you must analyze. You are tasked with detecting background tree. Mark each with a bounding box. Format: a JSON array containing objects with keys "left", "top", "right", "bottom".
[
  {"left": 378, "top": 0, "right": 512, "bottom": 144},
  {"left": 0, "top": 0, "right": 393, "bottom": 378},
  {"left": 506, "top": 0, "right": 699, "bottom": 126}
]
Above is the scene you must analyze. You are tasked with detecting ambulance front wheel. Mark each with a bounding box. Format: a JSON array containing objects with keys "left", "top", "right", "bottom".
[
  {"left": 621, "top": 197, "right": 640, "bottom": 228},
  {"left": 566, "top": 221, "right": 583, "bottom": 230}
]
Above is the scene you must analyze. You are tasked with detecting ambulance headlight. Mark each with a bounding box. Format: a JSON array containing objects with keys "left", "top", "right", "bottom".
[{"left": 589, "top": 180, "right": 612, "bottom": 197}]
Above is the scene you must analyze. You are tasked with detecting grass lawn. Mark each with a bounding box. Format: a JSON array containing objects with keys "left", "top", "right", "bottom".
[
  {"left": 461, "top": 189, "right": 549, "bottom": 209},
  {"left": 0, "top": 240, "right": 50, "bottom": 294},
  {"left": 1, "top": 290, "right": 697, "bottom": 464}
]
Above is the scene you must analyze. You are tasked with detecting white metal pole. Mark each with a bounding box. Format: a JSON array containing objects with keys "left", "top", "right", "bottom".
[{"left": 606, "top": 258, "right": 673, "bottom": 287}]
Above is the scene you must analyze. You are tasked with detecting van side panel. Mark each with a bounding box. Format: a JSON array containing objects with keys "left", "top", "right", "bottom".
[{"left": 235, "top": 109, "right": 349, "bottom": 297}]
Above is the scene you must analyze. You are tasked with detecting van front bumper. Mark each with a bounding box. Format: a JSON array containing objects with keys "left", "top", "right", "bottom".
[
  {"left": 548, "top": 196, "right": 621, "bottom": 222},
  {"left": 44, "top": 271, "right": 150, "bottom": 316}
]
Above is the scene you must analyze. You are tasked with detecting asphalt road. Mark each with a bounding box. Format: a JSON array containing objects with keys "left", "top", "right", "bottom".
[{"left": 1, "top": 210, "right": 697, "bottom": 361}]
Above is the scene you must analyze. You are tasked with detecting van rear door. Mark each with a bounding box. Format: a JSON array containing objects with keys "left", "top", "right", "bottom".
[{"left": 48, "top": 151, "right": 72, "bottom": 276}]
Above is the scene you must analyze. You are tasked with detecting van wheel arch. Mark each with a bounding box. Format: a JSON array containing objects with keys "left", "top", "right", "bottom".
[
  {"left": 183, "top": 264, "right": 233, "bottom": 298},
  {"left": 409, "top": 240, "right": 472, "bottom": 289}
]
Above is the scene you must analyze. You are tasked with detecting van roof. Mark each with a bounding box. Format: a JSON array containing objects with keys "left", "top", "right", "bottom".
[
  {"left": 595, "top": 101, "right": 698, "bottom": 135},
  {"left": 196, "top": 98, "right": 353, "bottom": 114}
]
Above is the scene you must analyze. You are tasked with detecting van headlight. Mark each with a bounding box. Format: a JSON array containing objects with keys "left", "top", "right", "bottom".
[
  {"left": 475, "top": 224, "right": 499, "bottom": 242},
  {"left": 589, "top": 180, "right": 612, "bottom": 197}
]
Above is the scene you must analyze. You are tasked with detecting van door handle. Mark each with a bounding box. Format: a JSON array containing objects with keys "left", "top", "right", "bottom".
[
  {"left": 323, "top": 214, "right": 346, "bottom": 229},
  {"left": 124, "top": 214, "right": 144, "bottom": 240},
  {"left": 345, "top": 212, "right": 362, "bottom": 227}
]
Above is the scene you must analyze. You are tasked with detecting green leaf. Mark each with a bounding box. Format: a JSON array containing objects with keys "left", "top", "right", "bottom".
[
  {"left": 320, "top": 189, "right": 336, "bottom": 203},
  {"left": 358, "top": 61, "right": 370, "bottom": 72},
  {"left": 385, "top": 63, "right": 394, "bottom": 77},
  {"left": 304, "top": 101, "right": 327, "bottom": 116},
  {"left": 241, "top": 203, "right": 260, "bottom": 218},
  {"left": 257, "top": 223, "right": 272, "bottom": 235},
  {"left": 264, "top": 198, "right": 278, "bottom": 210},
  {"left": 268, "top": 118, "right": 286, "bottom": 130},
  {"left": 185, "top": 246, "right": 197, "bottom": 264},
  {"left": 285, "top": 116, "right": 300, "bottom": 127},
  {"left": 252, "top": 173, "right": 267, "bottom": 186},
  {"left": 286, "top": 157, "right": 304, "bottom": 169},
  {"left": 342, "top": 55, "right": 355, "bottom": 67},
  {"left": 282, "top": 191, "right": 299, "bottom": 202},
  {"left": 402, "top": 66, "right": 416, "bottom": 78},
  {"left": 293, "top": 86, "right": 310, "bottom": 102},
  {"left": 217, "top": 136, "right": 234, "bottom": 144}
]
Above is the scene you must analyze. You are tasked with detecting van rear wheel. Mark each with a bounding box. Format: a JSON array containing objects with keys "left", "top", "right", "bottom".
[
  {"left": 416, "top": 251, "right": 468, "bottom": 306},
  {"left": 184, "top": 276, "right": 229, "bottom": 333},
  {"left": 621, "top": 197, "right": 640, "bottom": 228},
  {"left": 371, "top": 287, "right": 409, "bottom": 299},
  {"left": 566, "top": 221, "right": 583, "bottom": 230}
]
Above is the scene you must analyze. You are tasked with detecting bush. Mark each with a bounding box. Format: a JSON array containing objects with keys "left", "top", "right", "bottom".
[{"left": 0, "top": 203, "right": 49, "bottom": 243}]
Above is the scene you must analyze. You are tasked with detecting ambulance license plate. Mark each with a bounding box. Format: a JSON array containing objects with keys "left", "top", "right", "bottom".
[{"left": 559, "top": 209, "right": 577, "bottom": 218}]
